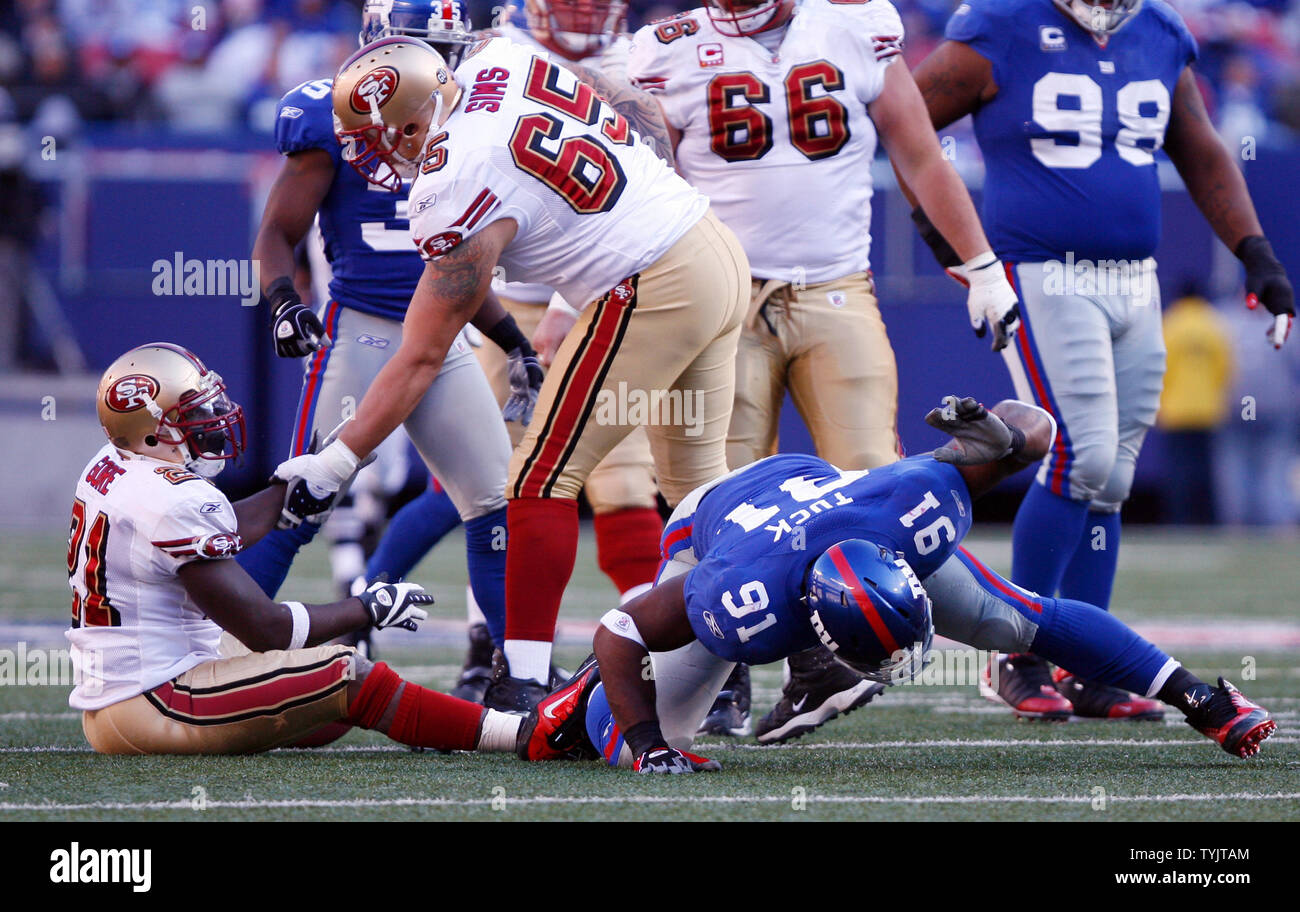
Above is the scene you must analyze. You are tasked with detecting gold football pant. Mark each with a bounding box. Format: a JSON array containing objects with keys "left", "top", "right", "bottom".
[
  {"left": 507, "top": 210, "right": 749, "bottom": 508},
  {"left": 729, "top": 271, "right": 900, "bottom": 472},
  {"left": 477, "top": 294, "right": 659, "bottom": 513},
  {"left": 81, "top": 644, "right": 355, "bottom": 755}
]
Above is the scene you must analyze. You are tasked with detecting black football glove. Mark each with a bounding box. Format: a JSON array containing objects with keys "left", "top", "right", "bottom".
[
  {"left": 633, "top": 747, "right": 722, "bottom": 774},
  {"left": 924, "top": 395, "right": 1024, "bottom": 465},
  {"left": 355, "top": 576, "right": 433, "bottom": 631},
  {"left": 1237, "top": 236, "right": 1295, "bottom": 349},
  {"left": 503, "top": 347, "right": 544, "bottom": 426},
  {"left": 268, "top": 277, "right": 326, "bottom": 358}
]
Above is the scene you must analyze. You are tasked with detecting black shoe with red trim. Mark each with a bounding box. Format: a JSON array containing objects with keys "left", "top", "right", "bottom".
[
  {"left": 1183, "top": 677, "right": 1276, "bottom": 758},
  {"left": 516, "top": 654, "right": 601, "bottom": 762},
  {"left": 1053, "top": 671, "right": 1165, "bottom": 721},
  {"left": 980, "top": 653, "right": 1072, "bottom": 721}
]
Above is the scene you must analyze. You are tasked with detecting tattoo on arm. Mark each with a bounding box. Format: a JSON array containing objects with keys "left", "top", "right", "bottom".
[
  {"left": 421, "top": 231, "right": 493, "bottom": 317},
  {"left": 571, "top": 63, "right": 676, "bottom": 167}
]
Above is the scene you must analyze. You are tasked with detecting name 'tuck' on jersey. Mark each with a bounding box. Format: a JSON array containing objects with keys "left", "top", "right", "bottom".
[
  {"left": 277, "top": 78, "right": 425, "bottom": 320},
  {"left": 628, "top": 0, "right": 905, "bottom": 284},
  {"left": 65, "top": 445, "right": 240, "bottom": 710},
  {"left": 407, "top": 36, "right": 709, "bottom": 308},
  {"left": 947, "top": 0, "right": 1197, "bottom": 262},
  {"left": 676, "top": 454, "right": 972, "bottom": 665}
]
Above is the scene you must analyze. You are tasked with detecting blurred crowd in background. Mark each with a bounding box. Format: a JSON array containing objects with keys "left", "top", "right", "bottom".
[
  {"left": 1, "top": 0, "right": 1297, "bottom": 527},
  {"left": 2, "top": 0, "right": 1300, "bottom": 139}
]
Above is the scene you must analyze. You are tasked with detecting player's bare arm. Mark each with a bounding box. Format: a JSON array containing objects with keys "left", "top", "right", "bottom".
[
  {"left": 253, "top": 148, "right": 336, "bottom": 357},
  {"left": 569, "top": 62, "right": 677, "bottom": 166},
  {"left": 912, "top": 39, "right": 996, "bottom": 132},
  {"left": 1164, "top": 67, "right": 1295, "bottom": 345},
  {"left": 872, "top": 61, "right": 989, "bottom": 264},
  {"left": 230, "top": 483, "right": 289, "bottom": 547},
  {"left": 337, "top": 218, "right": 517, "bottom": 460}
]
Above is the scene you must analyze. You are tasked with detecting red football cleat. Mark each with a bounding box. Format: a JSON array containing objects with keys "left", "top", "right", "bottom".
[
  {"left": 1184, "top": 678, "right": 1277, "bottom": 758},
  {"left": 980, "top": 653, "right": 1073, "bottom": 721},
  {"left": 1052, "top": 669, "right": 1165, "bottom": 720},
  {"left": 515, "top": 654, "right": 600, "bottom": 762}
]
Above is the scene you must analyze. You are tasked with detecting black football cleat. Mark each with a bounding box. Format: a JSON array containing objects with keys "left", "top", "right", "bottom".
[
  {"left": 698, "top": 663, "right": 753, "bottom": 737},
  {"left": 449, "top": 623, "right": 494, "bottom": 704},
  {"left": 482, "top": 650, "right": 549, "bottom": 715},
  {"left": 516, "top": 654, "right": 601, "bottom": 762},
  {"left": 980, "top": 653, "right": 1072, "bottom": 721},
  {"left": 1183, "top": 678, "right": 1276, "bottom": 758},
  {"left": 755, "top": 646, "right": 884, "bottom": 744},
  {"left": 1053, "top": 670, "right": 1164, "bottom": 721}
]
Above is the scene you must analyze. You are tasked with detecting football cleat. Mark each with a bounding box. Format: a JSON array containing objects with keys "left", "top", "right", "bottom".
[
  {"left": 698, "top": 663, "right": 752, "bottom": 737},
  {"left": 516, "top": 654, "right": 601, "bottom": 762},
  {"left": 1183, "top": 678, "right": 1276, "bottom": 758},
  {"left": 482, "top": 650, "right": 549, "bottom": 715},
  {"left": 755, "top": 646, "right": 885, "bottom": 744},
  {"left": 449, "top": 623, "right": 493, "bottom": 703},
  {"left": 981, "top": 653, "right": 1072, "bottom": 721},
  {"left": 1053, "top": 670, "right": 1164, "bottom": 721}
]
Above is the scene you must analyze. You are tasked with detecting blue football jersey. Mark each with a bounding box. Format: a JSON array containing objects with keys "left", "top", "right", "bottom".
[
  {"left": 275, "top": 78, "right": 425, "bottom": 320},
  {"left": 681, "top": 455, "right": 973, "bottom": 665},
  {"left": 945, "top": 0, "right": 1196, "bottom": 262}
]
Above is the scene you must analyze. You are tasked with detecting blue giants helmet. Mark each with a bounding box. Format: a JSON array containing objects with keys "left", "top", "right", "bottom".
[
  {"left": 805, "top": 540, "right": 934, "bottom": 684},
  {"left": 360, "top": 0, "right": 474, "bottom": 67}
]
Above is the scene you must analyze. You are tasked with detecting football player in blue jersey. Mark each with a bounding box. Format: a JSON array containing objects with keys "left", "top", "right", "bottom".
[
  {"left": 515, "top": 397, "right": 1276, "bottom": 772},
  {"left": 903, "top": 0, "right": 1294, "bottom": 720},
  {"left": 237, "top": 0, "right": 545, "bottom": 708}
]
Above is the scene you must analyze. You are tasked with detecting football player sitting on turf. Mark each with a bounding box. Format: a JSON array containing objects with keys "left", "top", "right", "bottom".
[
  {"left": 66, "top": 342, "right": 524, "bottom": 756},
  {"left": 517, "top": 397, "right": 1275, "bottom": 772}
]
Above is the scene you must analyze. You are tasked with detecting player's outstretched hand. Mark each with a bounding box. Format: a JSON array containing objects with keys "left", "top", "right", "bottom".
[
  {"left": 925, "top": 395, "right": 1023, "bottom": 465},
  {"left": 355, "top": 577, "right": 433, "bottom": 632},
  {"left": 1238, "top": 237, "right": 1295, "bottom": 349},
  {"left": 503, "top": 347, "right": 544, "bottom": 425},
  {"left": 268, "top": 279, "right": 327, "bottom": 358},
  {"left": 272, "top": 421, "right": 372, "bottom": 529},
  {"left": 634, "top": 747, "right": 722, "bottom": 774},
  {"left": 958, "top": 252, "right": 1021, "bottom": 352}
]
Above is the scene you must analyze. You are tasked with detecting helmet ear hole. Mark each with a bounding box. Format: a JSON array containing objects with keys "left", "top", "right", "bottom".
[{"left": 144, "top": 434, "right": 158, "bottom": 447}]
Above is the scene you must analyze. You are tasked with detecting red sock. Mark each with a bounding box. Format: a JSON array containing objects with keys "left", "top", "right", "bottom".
[
  {"left": 505, "top": 497, "right": 579, "bottom": 642},
  {"left": 347, "top": 661, "right": 484, "bottom": 751},
  {"left": 388, "top": 683, "right": 484, "bottom": 751},
  {"left": 594, "top": 507, "right": 662, "bottom": 595}
]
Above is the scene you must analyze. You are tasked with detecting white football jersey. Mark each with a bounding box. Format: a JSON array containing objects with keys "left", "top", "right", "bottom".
[
  {"left": 65, "top": 444, "right": 239, "bottom": 710},
  {"left": 628, "top": 0, "right": 905, "bottom": 284},
  {"left": 490, "top": 24, "right": 632, "bottom": 305},
  {"left": 408, "top": 36, "right": 708, "bottom": 309}
]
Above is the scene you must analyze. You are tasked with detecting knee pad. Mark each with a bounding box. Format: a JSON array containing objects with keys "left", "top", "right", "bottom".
[{"left": 1061, "top": 435, "right": 1119, "bottom": 502}]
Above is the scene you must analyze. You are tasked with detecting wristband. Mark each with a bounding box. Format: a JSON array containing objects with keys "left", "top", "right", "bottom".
[
  {"left": 266, "top": 277, "right": 300, "bottom": 316},
  {"left": 484, "top": 314, "right": 532, "bottom": 355},
  {"left": 624, "top": 720, "right": 669, "bottom": 759},
  {"left": 1006, "top": 424, "right": 1026, "bottom": 458},
  {"left": 1235, "top": 235, "right": 1278, "bottom": 270},
  {"left": 283, "top": 601, "right": 310, "bottom": 649}
]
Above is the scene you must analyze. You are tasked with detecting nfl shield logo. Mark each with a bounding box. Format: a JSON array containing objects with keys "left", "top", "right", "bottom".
[{"left": 827, "top": 291, "right": 847, "bottom": 309}]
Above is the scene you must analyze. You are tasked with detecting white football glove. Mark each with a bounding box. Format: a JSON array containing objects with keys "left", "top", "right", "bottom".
[
  {"left": 272, "top": 421, "right": 371, "bottom": 529},
  {"left": 355, "top": 578, "right": 433, "bottom": 631},
  {"left": 953, "top": 252, "right": 1021, "bottom": 353},
  {"left": 924, "top": 395, "right": 1022, "bottom": 465}
]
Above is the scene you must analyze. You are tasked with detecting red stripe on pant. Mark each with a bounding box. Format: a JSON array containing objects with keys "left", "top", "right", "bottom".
[
  {"left": 153, "top": 655, "right": 352, "bottom": 722},
  {"left": 292, "top": 301, "right": 341, "bottom": 456}
]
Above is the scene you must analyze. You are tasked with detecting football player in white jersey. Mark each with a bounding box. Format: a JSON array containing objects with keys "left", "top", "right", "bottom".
[
  {"left": 275, "top": 35, "right": 751, "bottom": 712},
  {"left": 626, "top": 0, "right": 1022, "bottom": 742},
  {"left": 68, "top": 342, "right": 525, "bottom": 755},
  {"left": 463, "top": 1, "right": 667, "bottom": 704}
]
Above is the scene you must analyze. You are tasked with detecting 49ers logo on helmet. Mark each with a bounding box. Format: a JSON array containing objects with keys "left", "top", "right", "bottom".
[
  {"left": 106, "top": 374, "right": 160, "bottom": 413},
  {"left": 351, "top": 66, "right": 401, "bottom": 114}
]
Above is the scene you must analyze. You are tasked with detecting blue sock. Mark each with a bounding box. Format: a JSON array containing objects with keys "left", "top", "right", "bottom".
[
  {"left": 1030, "top": 597, "right": 1172, "bottom": 696},
  {"left": 366, "top": 485, "right": 462, "bottom": 583},
  {"left": 464, "top": 506, "right": 508, "bottom": 648},
  {"left": 1059, "top": 510, "right": 1122, "bottom": 611},
  {"left": 1011, "top": 482, "right": 1090, "bottom": 597},
  {"left": 584, "top": 682, "right": 624, "bottom": 766},
  {"left": 235, "top": 522, "right": 321, "bottom": 598}
]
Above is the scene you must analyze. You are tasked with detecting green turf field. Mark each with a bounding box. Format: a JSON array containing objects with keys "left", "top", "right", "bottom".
[{"left": 1, "top": 526, "right": 1297, "bottom": 822}]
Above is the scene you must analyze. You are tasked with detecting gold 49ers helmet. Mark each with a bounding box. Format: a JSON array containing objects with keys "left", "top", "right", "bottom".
[
  {"left": 333, "top": 36, "right": 462, "bottom": 192},
  {"left": 97, "top": 343, "right": 246, "bottom": 478}
]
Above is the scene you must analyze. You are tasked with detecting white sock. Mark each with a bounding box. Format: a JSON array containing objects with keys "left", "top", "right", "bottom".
[
  {"left": 466, "top": 583, "right": 485, "bottom": 625},
  {"left": 476, "top": 709, "right": 523, "bottom": 752},
  {"left": 504, "top": 639, "right": 552, "bottom": 685}
]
